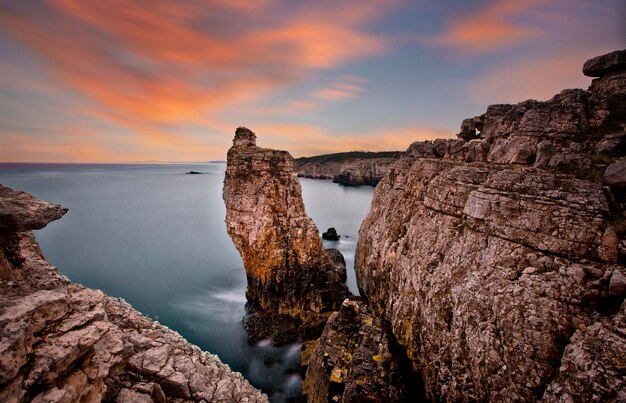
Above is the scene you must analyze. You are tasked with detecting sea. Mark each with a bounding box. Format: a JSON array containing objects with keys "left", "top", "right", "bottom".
[{"left": 0, "top": 162, "right": 374, "bottom": 402}]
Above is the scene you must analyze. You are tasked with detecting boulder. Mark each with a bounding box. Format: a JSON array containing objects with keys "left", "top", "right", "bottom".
[
  {"left": 604, "top": 159, "right": 626, "bottom": 187},
  {"left": 583, "top": 49, "right": 626, "bottom": 77},
  {"left": 322, "top": 227, "right": 340, "bottom": 241}
]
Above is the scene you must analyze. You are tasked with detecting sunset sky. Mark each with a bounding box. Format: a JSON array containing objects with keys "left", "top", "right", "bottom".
[{"left": 1, "top": 0, "right": 624, "bottom": 162}]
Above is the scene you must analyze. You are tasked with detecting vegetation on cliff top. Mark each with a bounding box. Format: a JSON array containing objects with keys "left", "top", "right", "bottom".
[{"left": 294, "top": 151, "right": 402, "bottom": 164}]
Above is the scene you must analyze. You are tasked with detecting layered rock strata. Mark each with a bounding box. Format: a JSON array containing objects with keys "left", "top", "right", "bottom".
[
  {"left": 223, "top": 127, "right": 350, "bottom": 344},
  {"left": 354, "top": 50, "right": 626, "bottom": 401},
  {"left": 0, "top": 185, "right": 267, "bottom": 402}
]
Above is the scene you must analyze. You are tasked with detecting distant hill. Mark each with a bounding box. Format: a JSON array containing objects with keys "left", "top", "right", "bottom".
[{"left": 294, "top": 151, "right": 402, "bottom": 165}]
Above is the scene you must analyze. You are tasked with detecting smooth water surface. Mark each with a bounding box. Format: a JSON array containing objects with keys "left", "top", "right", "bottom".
[{"left": 0, "top": 163, "right": 373, "bottom": 402}]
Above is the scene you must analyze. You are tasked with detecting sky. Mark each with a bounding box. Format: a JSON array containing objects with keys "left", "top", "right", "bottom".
[{"left": 0, "top": 0, "right": 624, "bottom": 162}]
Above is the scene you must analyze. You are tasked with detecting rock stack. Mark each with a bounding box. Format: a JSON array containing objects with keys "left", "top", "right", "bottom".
[
  {"left": 0, "top": 185, "right": 267, "bottom": 402},
  {"left": 223, "top": 127, "right": 350, "bottom": 344}
]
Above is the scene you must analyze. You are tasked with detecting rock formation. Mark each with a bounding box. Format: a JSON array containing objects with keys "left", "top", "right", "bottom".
[
  {"left": 302, "top": 298, "right": 411, "bottom": 402},
  {"left": 0, "top": 185, "right": 267, "bottom": 402},
  {"left": 351, "top": 50, "right": 626, "bottom": 401},
  {"left": 294, "top": 151, "right": 400, "bottom": 186},
  {"left": 223, "top": 127, "right": 350, "bottom": 344}
]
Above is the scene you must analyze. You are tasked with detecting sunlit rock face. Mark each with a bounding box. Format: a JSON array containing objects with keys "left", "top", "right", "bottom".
[
  {"left": 223, "top": 127, "right": 350, "bottom": 344},
  {"left": 355, "top": 50, "right": 626, "bottom": 401},
  {"left": 0, "top": 185, "right": 268, "bottom": 403}
]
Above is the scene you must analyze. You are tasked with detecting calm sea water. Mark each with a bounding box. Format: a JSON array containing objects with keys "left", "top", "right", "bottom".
[{"left": 0, "top": 163, "right": 373, "bottom": 402}]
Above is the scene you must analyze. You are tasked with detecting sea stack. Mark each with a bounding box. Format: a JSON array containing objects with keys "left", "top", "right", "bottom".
[{"left": 223, "top": 127, "right": 350, "bottom": 343}]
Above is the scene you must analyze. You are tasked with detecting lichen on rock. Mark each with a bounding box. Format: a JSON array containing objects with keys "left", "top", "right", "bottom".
[{"left": 223, "top": 127, "right": 350, "bottom": 344}]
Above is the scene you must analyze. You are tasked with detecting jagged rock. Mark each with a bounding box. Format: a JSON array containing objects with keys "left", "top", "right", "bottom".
[
  {"left": 348, "top": 50, "right": 626, "bottom": 402},
  {"left": 596, "top": 133, "right": 626, "bottom": 156},
  {"left": 223, "top": 127, "right": 350, "bottom": 344},
  {"left": 356, "top": 155, "right": 624, "bottom": 401},
  {"left": 303, "top": 298, "right": 411, "bottom": 402},
  {"left": 0, "top": 185, "right": 67, "bottom": 232},
  {"left": 432, "top": 138, "right": 448, "bottom": 157},
  {"left": 534, "top": 140, "right": 555, "bottom": 168},
  {"left": 583, "top": 49, "right": 626, "bottom": 77},
  {"left": 406, "top": 141, "right": 435, "bottom": 158},
  {"left": 322, "top": 227, "right": 340, "bottom": 241},
  {"left": 609, "top": 270, "right": 626, "bottom": 296},
  {"left": 0, "top": 185, "right": 268, "bottom": 402},
  {"left": 463, "top": 139, "right": 489, "bottom": 162},
  {"left": 604, "top": 159, "right": 626, "bottom": 187}
]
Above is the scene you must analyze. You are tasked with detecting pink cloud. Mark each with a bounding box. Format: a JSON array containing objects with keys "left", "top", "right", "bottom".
[
  {"left": 429, "top": 0, "right": 549, "bottom": 53},
  {"left": 0, "top": 0, "right": 394, "bottom": 156}
]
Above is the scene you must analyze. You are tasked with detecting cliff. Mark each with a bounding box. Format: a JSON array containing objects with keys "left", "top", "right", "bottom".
[
  {"left": 0, "top": 185, "right": 267, "bottom": 402},
  {"left": 223, "top": 127, "right": 350, "bottom": 344},
  {"left": 354, "top": 49, "right": 626, "bottom": 401},
  {"left": 294, "top": 151, "right": 400, "bottom": 186}
]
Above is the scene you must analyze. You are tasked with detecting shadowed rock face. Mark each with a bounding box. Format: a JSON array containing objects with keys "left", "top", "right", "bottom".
[
  {"left": 0, "top": 185, "right": 267, "bottom": 402},
  {"left": 223, "top": 127, "right": 350, "bottom": 344},
  {"left": 354, "top": 50, "right": 626, "bottom": 401},
  {"left": 302, "top": 298, "right": 412, "bottom": 402}
]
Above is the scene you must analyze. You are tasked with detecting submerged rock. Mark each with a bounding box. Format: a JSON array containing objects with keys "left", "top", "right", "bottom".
[
  {"left": 0, "top": 185, "right": 267, "bottom": 402},
  {"left": 223, "top": 127, "right": 350, "bottom": 344}
]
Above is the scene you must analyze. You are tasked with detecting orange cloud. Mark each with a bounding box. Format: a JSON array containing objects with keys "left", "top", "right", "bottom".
[
  {"left": 313, "top": 76, "right": 368, "bottom": 101},
  {"left": 0, "top": 0, "right": 394, "bottom": 159},
  {"left": 429, "top": 0, "right": 548, "bottom": 53},
  {"left": 252, "top": 123, "right": 453, "bottom": 156}
]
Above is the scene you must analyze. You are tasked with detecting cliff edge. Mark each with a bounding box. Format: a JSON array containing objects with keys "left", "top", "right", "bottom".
[
  {"left": 223, "top": 127, "right": 350, "bottom": 344},
  {"left": 0, "top": 185, "right": 267, "bottom": 402},
  {"left": 354, "top": 50, "right": 626, "bottom": 401}
]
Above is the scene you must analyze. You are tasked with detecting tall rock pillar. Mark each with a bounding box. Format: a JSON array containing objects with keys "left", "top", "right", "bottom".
[{"left": 223, "top": 127, "right": 349, "bottom": 343}]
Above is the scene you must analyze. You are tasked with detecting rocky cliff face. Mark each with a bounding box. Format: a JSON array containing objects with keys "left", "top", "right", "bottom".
[
  {"left": 302, "top": 298, "right": 411, "bottom": 402},
  {"left": 355, "top": 50, "right": 626, "bottom": 401},
  {"left": 223, "top": 128, "right": 350, "bottom": 344},
  {"left": 0, "top": 185, "right": 267, "bottom": 403},
  {"left": 294, "top": 152, "right": 400, "bottom": 186}
]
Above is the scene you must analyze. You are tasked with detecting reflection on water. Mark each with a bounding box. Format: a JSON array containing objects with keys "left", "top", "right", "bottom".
[{"left": 0, "top": 163, "right": 374, "bottom": 402}]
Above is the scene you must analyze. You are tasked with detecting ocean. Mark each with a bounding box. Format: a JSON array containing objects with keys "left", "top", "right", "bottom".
[{"left": 0, "top": 162, "right": 374, "bottom": 402}]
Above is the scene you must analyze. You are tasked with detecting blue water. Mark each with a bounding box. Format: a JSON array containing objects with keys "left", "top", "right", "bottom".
[{"left": 0, "top": 163, "right": 373, "bottom": 402}]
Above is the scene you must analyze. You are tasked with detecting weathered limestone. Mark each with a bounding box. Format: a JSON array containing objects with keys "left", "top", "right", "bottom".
[
  {"left": 302, "top": 298, "right": 409, "bottom": 402},
  {"left": 351, "top": 50, "right": 626, "bottom": 402},
  {"left": 0, "top": 185, "right": 267, "bottom": 402},
  {"left": 223, "top": 127, "right": 350, "bottom": 344}
]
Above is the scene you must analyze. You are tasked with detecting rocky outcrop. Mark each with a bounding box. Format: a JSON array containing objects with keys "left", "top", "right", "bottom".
[
  {"left": 294, "top": 151, "right": 400, "bottom": 186},
  {"left": 352, "top": 50, "right": 626, "bottom": 401},
  {"left": 302, "top": 298, "right": 411, "bottom": 402},
  {"left": 0, "top": 185, "right": 267, "bottom": 402},
  {"left": 223, "top": 127, "right": 350, "bottom": 344}
]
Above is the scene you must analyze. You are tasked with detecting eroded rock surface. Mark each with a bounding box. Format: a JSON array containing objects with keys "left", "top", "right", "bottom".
[
  {"left": 223, "top": 127, "right": 350, "bottom": 344},
  {"left": 302, "top": 298, "right": 411, "bottom": 402},
  {"left": 352, "top": 50, "right": 626, "bottom": 401},
  {"left": 0, "top": 185, "right": 267, "bottom": 403}
]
